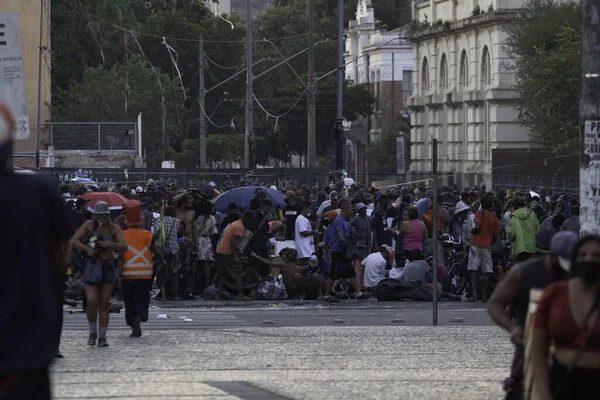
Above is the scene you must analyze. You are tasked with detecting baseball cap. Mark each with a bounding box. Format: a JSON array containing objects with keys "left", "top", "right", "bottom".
[
  {"left": 0, "top": 104, "right": 15, "bottom": 159},
  {"left": 354, "top": 202, "right": 367, "bottom": 212},
  {"left": 323, "top": 210, "right": 339, "bottom": 221},
  {"left": 308, "top": 255, "right": 319, "bottom": 268},
  {"left": 550, "top": 231, "right": 579, "bottom": 272}
]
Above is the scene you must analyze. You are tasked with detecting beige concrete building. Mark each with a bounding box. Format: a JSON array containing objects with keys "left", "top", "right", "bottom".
[
  {"left": 408, "top": 0, "right": 530, "bottom": 188},
  {"left": 1, "top": 0, "right": 51, "bottom": 152}
]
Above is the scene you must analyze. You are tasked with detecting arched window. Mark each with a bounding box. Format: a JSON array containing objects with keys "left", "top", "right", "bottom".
[
  {"left": 481, "top": 46, "right": 491, "bottom": 87},
  {"left": 421, "top": 57, "right": 429, "bottom": 95},
  {"left": 439, "top": 54, "right": 448, "bottom": 91},
  {"left": 459, "top": 50, "right": 469, "bottom": 91}
]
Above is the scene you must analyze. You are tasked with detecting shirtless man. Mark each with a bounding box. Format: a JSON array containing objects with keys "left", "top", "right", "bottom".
[
  {"left": 251, "top": 249, "right": 325, "bottom": 299},
  {"left": 173, "top": 192, "right": 196, "bottom": 243}
]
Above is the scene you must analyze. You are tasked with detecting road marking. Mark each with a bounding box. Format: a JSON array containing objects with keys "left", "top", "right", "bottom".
[
  {"left": 206, "top": 381, "right": 292, "bottom": 400},
  {"left": 62, "top": 311, "right": 251, "bottom": 330}
]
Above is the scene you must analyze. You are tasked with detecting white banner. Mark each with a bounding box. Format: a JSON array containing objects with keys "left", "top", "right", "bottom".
[{"left": 0, "top": 13, "right": 29, "bottom": 140}]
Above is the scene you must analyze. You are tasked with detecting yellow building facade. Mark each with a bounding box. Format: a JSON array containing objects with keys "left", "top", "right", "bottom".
[{"left": 1, "top": 0, "right": 51, "bottom": 152}]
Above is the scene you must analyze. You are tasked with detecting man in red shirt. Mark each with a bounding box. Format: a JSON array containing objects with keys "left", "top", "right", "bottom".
[{"left": 468, "top": 196, "right": 501, "bottom": 302}]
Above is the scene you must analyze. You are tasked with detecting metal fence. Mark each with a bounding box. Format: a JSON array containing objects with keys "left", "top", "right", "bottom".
[
  {"left": 39, "top": 167, "right": 334, "bottom": 189},
  {"left": 44, "top": 122, "right": 138, "bottom": 153}
]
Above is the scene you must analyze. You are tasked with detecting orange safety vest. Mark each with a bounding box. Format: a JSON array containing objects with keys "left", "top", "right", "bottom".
[{"left": 122, "top": 228, "right": 153, "bottom": 280}]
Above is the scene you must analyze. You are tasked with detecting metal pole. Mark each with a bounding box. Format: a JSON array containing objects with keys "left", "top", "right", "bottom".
[
  {"left": 307, "top": 0, "right": 316, "bottom": 167},
  {"left": 336, "top": 0, "right": 344, "bottom": 171},
  {"left": 431, "top": 136, "right": 439, "bottom": 326},
  {"left": 137, "top": 112, "right": 142, "bottom": 160},
  {"left": 244, "top": 0, "right": 253, "bottom": 169},
  {"left": 97, "top": 123, "right": 101, "bottom": 152},
  {"left": 199, "top": 34, "right": 207, "bottom": 168},
  {"left": 580, "top": 0, "right": 600, "bottom": 236},
  {"left": 35, "top": 0, "right": 44, "bottom": 169}
]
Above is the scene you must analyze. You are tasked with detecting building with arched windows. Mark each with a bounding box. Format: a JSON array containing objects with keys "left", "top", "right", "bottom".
[{"left": 407, "top": 0, "right": 529, "bottom": 188}]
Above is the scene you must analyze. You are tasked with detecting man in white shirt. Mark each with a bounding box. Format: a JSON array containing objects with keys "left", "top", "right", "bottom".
[
  {"left": 362, "top": 245, "right": 392, "bottom": 289},
  {"left": 295, "top": 202, "right": 317, "bottom": 266}
]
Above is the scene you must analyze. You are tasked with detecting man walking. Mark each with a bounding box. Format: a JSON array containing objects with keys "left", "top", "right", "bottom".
[
  {"left": 120, "top": 200, "right": 164, "bottom": 337},
  {"left": 0, "top": 104, "right": 70, "bottom": 399},
  {"left": 488, "top": 231, "right": 578, "bottom": 400}
]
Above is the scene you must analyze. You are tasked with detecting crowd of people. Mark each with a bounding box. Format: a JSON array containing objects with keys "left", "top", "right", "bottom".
[{"left": 60, "top": 180, "right": 584, "bottom": 306}]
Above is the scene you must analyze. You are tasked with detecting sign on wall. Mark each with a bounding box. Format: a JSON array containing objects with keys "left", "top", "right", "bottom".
[
  {"left": 0, "top": 13, "right": 29, "bottom": 139},
  {"left": 584, "top": 120, "right": 600, "bottom": 157}
]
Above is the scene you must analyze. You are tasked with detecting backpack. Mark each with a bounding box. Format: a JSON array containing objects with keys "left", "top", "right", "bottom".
[{"left": 253, "top": 275, "right": 288, "bottom": 300}]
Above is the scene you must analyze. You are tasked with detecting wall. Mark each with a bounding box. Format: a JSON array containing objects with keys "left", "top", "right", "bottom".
[{"left": 1, "top": 0, "right": 51, "bottom": 152}]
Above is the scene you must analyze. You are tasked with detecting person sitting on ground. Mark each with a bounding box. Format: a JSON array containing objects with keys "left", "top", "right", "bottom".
[
  {"left": 403, "top": 249, "right": 431, "bottom": 283},
  {"left": 363, "top": 245, "right": 392, "bottom": 290},
  {"left": 251, "top": 249, "right": 325, "bottom": 299},
  {"left": 389, "top": 252, "right": 406, "bottom": 280}
]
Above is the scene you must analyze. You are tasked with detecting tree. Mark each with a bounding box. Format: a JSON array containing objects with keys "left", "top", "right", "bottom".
[
  {"left": 51, "top": 55, "right": 186, "bottom": 166},
  {"left": 505, "top": 0, "right": 583, "bottom": 151}
]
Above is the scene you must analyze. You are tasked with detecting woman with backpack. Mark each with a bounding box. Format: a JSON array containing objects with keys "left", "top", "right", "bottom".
[{"left": 70, "top": 201, "right": 127, "bottom": 347}]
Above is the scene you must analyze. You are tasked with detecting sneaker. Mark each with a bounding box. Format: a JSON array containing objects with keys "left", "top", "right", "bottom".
[
  {"left": 97, "top": 338, "right": 109, "bottom": 347},
  {"left": 130, "top": 317, "right": 142, "bottom": 338},
  {"left": 87, "top": 333, "right": 97, "bottom": 346}
]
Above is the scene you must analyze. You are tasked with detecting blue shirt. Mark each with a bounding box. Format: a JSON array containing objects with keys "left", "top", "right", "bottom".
[
  {"left": 331, "top": 216, "right": 350, "bottom": 253},
  {"left": 416, "top": 198, "right": 430, "bottom": 218}
]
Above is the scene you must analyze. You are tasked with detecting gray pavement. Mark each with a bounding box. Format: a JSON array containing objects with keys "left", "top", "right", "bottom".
[
  {"left": 53, "top": 302, "right": 512, "bottom": 399},
  {"left": 63, "top": 299, "right": 494, "bottom": 329}
]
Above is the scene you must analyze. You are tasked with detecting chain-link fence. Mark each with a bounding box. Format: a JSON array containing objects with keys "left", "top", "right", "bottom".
[
  {"left": 38, "top": 167, "right": 334, "bottom": 190},
  {"left": 44, "top": 122, "right": 138, "bottom": 152}
]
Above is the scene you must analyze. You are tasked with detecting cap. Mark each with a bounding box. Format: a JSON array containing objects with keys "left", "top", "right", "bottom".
[
  {"left": 308, "top": 255, "right": 319, "bottom": 268},
  {"left": 354, "top": 202, "right": 367, "bottom": 212},
  {"left": 323, "top": 210, "right": 339, "bottom": 221},
  {"left": 124, "top": 200, "right": 143, "bottom": 226},
  {"left": 480, "top": 182, "right": 487, "bottom": 188},
  {"left": 0, "top": 104, "right": 15, "bottom": 159},
  {"left": 270, "top": 185, "right": 278, "bottom": 191},
  {"left": 455, "top": 201, "right": 470, "bottom": 214},
  {"left": 136, "top": 186, "right": 144, "bottom": 193},
  {"left": 93, "top": 201, "right": 110, "bottom": 214},
  {"left": 208, "top": 181, "right": 216, "bottom": 187},
  {"left": 550, "top": 231, "right": 579, "bottom": 271}
]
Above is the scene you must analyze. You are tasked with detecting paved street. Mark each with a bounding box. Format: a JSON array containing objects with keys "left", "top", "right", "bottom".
[{"left": 52, "top": 301, "right": 513, "bottom": 399}]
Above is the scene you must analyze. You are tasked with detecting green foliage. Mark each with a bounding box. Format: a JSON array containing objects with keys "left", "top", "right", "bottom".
[
  {"left": 505, "top": 0, "right": 583, "bottom": 151},
  {"left": 514, "top": 26, "right": 582, "bottom": 151},
  {"left": 51, "top": 55, "right": 186, "bottom": 165},
  {"left": 50, "top": 0, "right": 377, "bottom": 166}
]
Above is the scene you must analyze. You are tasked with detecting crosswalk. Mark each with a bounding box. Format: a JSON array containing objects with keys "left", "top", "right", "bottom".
[{"left": 62, "top": 309, "right": 251, "bottom": 330}]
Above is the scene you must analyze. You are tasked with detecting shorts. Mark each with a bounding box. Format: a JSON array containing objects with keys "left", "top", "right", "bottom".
[
  {"left": 217, "top": 253, "right": 245, "bottom": 279},
  {"left": 468, "top": 246, "right": 493, "bottom": 274},
  {"left": 296, "top": 257, "right": 309, "bottom": 267},
  {"left": 330, "top": 251, "right": 356, "bottom": 281}
]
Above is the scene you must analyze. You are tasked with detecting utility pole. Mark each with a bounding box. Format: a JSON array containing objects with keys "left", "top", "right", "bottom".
[
  {"left": 335, "top": 0, "right": 344, "bottom": 171},
  {"left": 580, "top": 0, "right": 600, "bottom": 236},
  {"left": 199, "top": 34, "right": 207, "bottom": 168},
  {"left": 35, "top": 0, "right": 45, "bottom": 169},
  {"left": 431, "top": 136, "right": 439, "bottom": 326},
  {"left": 244, "top": 0, "right": 254, "bottom": 170},
  {"left": 307, "top": 0, "right": 316, "bottom": 167}
]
